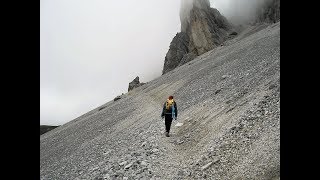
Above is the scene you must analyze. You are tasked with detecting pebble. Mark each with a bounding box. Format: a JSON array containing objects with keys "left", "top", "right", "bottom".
[
  {"left": 201, "top": 162, "right": 213, "bottom": 171},
  {"left": 141, "top": 161, "right": 148, "bottom": 166},
  {"left": 124, "top": 162, "right": 133, "bottom": 169},
  {"left": 119, "top": 161, "right": 127, "bottom": 166}
]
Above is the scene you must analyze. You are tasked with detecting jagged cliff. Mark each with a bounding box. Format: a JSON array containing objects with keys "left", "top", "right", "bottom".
[{"left": 162, "top": 0, "right": 233, "bottom": 75}]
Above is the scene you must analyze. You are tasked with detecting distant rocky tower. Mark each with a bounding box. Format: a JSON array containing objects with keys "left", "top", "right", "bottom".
[
  {"left": 128, "top": 76, "right": 145, "bottom": 92},
  {"left": 162, "top": 0, "right": 233, "bottom": 74}
]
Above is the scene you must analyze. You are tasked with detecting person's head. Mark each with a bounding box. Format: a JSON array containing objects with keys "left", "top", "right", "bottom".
[{"left": 168, "top": 96, "right": 173, "bottom": 100}]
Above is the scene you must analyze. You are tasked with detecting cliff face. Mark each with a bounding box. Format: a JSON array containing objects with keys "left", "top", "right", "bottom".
[
  {"left": 162, "top": 0, "right": 232, "bottom": 74},
  {"left": 162, "top": 32, "right": 189, "bottom": 75},
  {"left": 187, "top": 7, "right": 231, "bottom": 55}
]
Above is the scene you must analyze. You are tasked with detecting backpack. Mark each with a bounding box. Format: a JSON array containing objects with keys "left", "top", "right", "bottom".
[{"left": 166, "top": 99, "right": 174, "bottom": 110}]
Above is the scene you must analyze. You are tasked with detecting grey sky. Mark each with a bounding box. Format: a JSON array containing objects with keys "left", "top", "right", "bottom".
[{"left": 40, "top": 0, "right": 263, "bottom": 126}]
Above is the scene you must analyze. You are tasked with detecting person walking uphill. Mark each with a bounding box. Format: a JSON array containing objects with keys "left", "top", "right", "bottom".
[{"left": 161, "top": 96, "right": 178, "bottom": 137}]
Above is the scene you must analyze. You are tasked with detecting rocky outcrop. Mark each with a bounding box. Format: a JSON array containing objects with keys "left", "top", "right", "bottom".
[
  {"left": 162, "top": 0, "right": 232, "bottom": 74},
  {"left": 128, "top": 76, "right": 145, "bottom": 92},
  {"left": 256, "top": 0, "right": 280, "bottom": 23},
  {"left": 162, "top": 33, "right": 189, "bottom": 74}
]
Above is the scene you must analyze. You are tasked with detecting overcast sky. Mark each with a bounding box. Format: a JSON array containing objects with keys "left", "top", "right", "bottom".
[{"left": 40, "top": 0, "right": 263, "bottom": 126}]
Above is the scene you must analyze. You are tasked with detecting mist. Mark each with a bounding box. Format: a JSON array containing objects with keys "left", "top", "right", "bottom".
[
  {"left": 41, "top": 0, "right": 181, "bottom": 126},
  {"left": 41, "top": 0, "right": 271, "bottom": 126},
  {"left": 179, "top": 0, "right": 270, "bottom": 26},
  {"left": 180, "top": 0, "right": 211, "bottom": 32},
  {"left": 209, "top": 0, "right": 269, "bottom": 25}
]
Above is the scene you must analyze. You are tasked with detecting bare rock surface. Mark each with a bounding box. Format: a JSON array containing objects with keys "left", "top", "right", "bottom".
[
  {"left": 41, "top": 22, "right": 280, "bottom": 180},
  {"left": 162, "top": 0, "right": 232, "bottom": 75}
]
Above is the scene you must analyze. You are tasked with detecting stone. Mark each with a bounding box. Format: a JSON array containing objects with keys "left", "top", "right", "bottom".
[
  {"left": 141, "top": 141, "right": 147, "bottom": 147},
  {"left": 114, "top": 96, "right": 121, "bottom": 101},
  {"left": 119, "top": 161, "right": 127, "bottom": 166},
  {"left": 230, "top": 31, "right": 238, "bottom": 36},
  {"left": 201, "top": 162, "right": 213, "bottom": 171},
  {"left": 222, "top": 75, "right": 230, "bottom": 79},
  {"left": 176, "top": 139, "right": 184, "bottom": 145},
  {"left": 124, "top": 162, "right": 133, "bottom": 169},
  {"left": 151, "top": 148, "right": 159, "bottom": 153},
  {"left": 141, "top": 161, "right": 148, "bottom": 166}
]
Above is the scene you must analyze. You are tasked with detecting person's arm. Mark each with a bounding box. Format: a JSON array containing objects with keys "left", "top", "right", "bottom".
[{"left": 174, "top": 102, "right": 178, "bottom": 117}]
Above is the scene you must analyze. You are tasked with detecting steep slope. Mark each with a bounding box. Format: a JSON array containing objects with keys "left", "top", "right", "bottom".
[{"left": 40, "top": 22, "right": 280, "bottom": 180}]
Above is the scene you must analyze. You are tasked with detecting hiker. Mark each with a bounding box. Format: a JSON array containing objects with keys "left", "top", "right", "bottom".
[{"left": 161, "top": 96, "right": 178, "bottom": 137}]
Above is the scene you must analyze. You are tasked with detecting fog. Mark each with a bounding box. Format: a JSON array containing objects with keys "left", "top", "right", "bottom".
[
  {"left": 210, "top": 0, "right": 269, "bottom": 25},
  {"left": 40, "top": 0, "right": 181, "bottom": 125},
  {"left": 41, "top": 0, "right": 269, "bottom": 126}
]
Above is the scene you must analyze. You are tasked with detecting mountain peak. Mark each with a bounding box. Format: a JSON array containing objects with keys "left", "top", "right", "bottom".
[{"left": 163, "top": 2, "right": 232, "bottom": 74}]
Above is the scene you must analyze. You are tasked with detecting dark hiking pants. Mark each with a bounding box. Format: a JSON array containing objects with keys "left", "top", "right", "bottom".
[{"left": 165, "top": 114, "right": 173, "bottom": 133}]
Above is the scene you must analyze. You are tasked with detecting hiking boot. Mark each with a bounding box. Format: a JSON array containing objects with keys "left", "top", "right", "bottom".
[{"left": 165, "top": 132, "right": 170, "bottom": 137}]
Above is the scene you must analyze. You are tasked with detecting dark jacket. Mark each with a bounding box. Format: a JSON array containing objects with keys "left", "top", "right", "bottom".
[{"left": 161, "top": 100, "right": 178, "bottom": 117}]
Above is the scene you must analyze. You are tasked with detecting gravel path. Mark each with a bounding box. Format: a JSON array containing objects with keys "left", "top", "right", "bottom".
[{"left": 41, "top": 22, "right": 280, "bottom": 180}]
